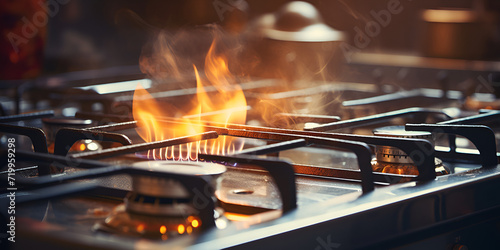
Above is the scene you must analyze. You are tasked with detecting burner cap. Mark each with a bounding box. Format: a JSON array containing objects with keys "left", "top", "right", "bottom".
[
  {"left": 133, "top": 161, "right": 226, "bottom": 176},
  {"left": 131, "top": 161, "right": 226, "bottom": 199},
  {"left": 373, "top": 126, "right": 432, "bottom": 138}
]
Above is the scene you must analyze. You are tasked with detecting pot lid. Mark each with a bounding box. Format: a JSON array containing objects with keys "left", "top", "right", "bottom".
[{"left": 252, "top": 1, "right": 345, "bottom": 42}]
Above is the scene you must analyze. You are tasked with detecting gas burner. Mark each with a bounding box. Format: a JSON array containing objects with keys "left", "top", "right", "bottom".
[
  {"left": 464, "top": 94, "right": 500, "bottom": 110},
  {"left": 94, "top": 161, "right": 226, "bottom": 239},
  {"left": 128, "top": 161, "right": 226, "bottom": 216},
  {"left": 42, "top": 117, "right": 102, "bottom": 153},
  {"left": 94, "top": 204, "right": 225, "bottom": 239},
  {"left": 373, "top": 126, "right": 434, "bottom": 164},
  {"left": 371, "top": 126, "right": 449, "bottom": 176}
]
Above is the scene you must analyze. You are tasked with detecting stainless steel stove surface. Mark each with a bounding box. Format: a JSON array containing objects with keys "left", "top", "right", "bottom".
[{"left": 1, "top": 72, "right": 500, "bottom": 250}]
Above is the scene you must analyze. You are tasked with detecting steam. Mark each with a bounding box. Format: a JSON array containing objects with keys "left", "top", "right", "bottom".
[
  {"left": 337, "top": 0, "right": 370, "bottom": 22},
  {"left": 138, "top": 22, "right": 341, "bottom": 129}
]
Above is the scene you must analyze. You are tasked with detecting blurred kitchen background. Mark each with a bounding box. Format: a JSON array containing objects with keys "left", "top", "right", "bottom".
[{"left": 1, "top": 0, "right": 499, "bottom": 88}]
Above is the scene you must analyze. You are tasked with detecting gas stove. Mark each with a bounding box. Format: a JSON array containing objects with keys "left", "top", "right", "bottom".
[
  {"left": 2, "top": 1, "right": 500, "bottom": 248},
  {"left": 1, "top": 68, "right": 500, "bottom": 249}
]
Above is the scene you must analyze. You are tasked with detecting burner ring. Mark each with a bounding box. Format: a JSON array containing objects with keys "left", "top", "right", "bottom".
[
  {"left": 125, "top": 193, "right": 199, "bottom": 216},
  {"left": 371, "top": 126, "right": 450, "bottom": 177},
  {"left": 95, "top": 204, "right": 225, "bottom": 239},
  {"left": 373, "top": 126, "right": 434, "bottom": 164},
  {"left": 126, "top": 161, "right": 226, "bottom": 216},
  {"left": 131, "top": 161, "right": 226, "bottom": 198}
]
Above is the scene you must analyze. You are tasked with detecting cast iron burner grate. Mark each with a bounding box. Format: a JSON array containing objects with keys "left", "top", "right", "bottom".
[{"left": 1, "top": 97, "right": 500, "bottom": 249}]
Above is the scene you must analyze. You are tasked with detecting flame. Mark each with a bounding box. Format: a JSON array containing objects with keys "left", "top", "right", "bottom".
[
  {"left": 133, "top": 40, "right": 246, "bottom": 161},
  {"left": 159, "top": 225, "right": 167, "bottom": 234},
  {"left": 177, "top": 224, "right": 185, "bottom": 234}
]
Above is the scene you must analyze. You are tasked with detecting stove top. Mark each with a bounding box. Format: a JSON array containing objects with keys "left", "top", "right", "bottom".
[{"left": 1, "top": 72, "right": 500, "bottom": 249}]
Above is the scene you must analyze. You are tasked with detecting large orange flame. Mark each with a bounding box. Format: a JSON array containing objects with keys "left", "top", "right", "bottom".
[{"left": 133, "top": 40, "right": 247, "bottom": 161}]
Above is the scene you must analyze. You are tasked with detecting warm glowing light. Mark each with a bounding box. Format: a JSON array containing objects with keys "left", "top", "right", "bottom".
[
  {"left": 160, "top": 225, "right": 167, "bottom": 234},
  {"left": 215, "top": 219, "right": 227, "bottom": 229},
  {"left": 186, "top": 226, "right": 193, "bottom": 234},
  {"left": 136, "top": 224, "right": 145, "bottom": 232},
  {"left": 191, "top": 219, "right": 199, "bottom": 228},
  {"left": 133, "top": 39, "right": 247, "bottom": 161},
  {"left": 224, "top": 212, "right": 252, "bottom": 221},
  {"left": 177, "top": 224, "right": 185, "bottom": 234},
  {"left": 422, "top": 9, "right": 477, "bottom": 23},
  {"left": 79, "top": 144, "right": 86, "bottom": 151}
]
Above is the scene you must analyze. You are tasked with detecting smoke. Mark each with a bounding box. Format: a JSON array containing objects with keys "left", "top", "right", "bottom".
[{"left": 137, "top": 20, "right": 342, "bottom": 129}]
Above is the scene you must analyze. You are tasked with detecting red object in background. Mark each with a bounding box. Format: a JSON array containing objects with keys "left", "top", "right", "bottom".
[{"left": 0, "top": 0, "right": 46, "bottom": 80}]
